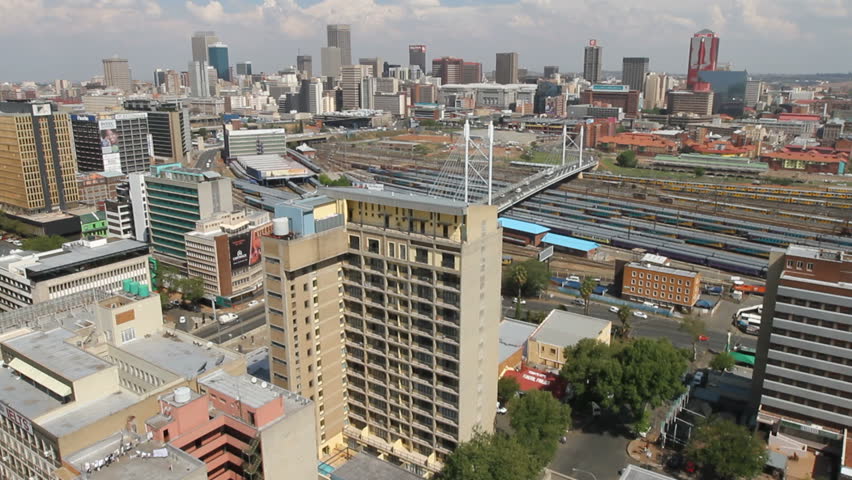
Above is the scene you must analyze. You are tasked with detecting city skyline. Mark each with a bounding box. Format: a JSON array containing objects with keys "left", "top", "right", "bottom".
[{"left": 1, "top": 0, "right": 849, "bottom": 81}]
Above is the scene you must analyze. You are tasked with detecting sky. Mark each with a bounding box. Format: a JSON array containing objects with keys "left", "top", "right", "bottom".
[{"left": 1, "top": 0, "right": 850, "bottom": 82}]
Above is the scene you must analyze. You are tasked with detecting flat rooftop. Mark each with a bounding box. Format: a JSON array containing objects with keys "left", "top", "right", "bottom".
[
  {"left": 498, "top": 319, "right": 537, "bottom": 365},
  {"left": 618, "top": 464, "right": 677, "bottom": 480},
  {"left": 4, "top": 328, "right": 111, "bottom": 381},
  {"left": 530, "top": 310, "right": 611, "bottom": 348},
  {"left": 0, "top": 365, "right": 63, "bottom": 419},
  {"left": 65, "top": 434, "right": 205, "bottom": 480},
  {"left": 39, "top": 389, "right": 140, "bottom": 437},
  {"left": 25, "top": 239, "right": 149, "bottom": 277},
  {"left": 627, "top": 262, "right": 698, "bottom": 278},
  {"left": 120, "top": 335, "right": 238, "bottom": 380},
  {"left": 237, "top": 154, "right": 312, "bottom": 179},
  {"left": 324, "top": 187, "right": 470, "bottom": 215},
  {"left": 499, "top": 217, "right": 550, "bottom": 235},
  {"left": 200, "top": 370, "right": 311, "bottom": 413},
  {"left": 331, "top": 453, "right": 423, "bottom": 480}
]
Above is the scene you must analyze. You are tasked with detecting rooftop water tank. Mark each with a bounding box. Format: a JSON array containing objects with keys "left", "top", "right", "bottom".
[
  {"left": 174, "top": 386, "right": 192, "bottom": 403},
  {"left": 123, "top": 278, "right": 133, "bottom": 293},
  {"left": 272, "top": 217, "right": 290, "bottom": 236},
  {"left": 129, "top": 281, "right": 139, "bottom": 296},
  {"left": 138, "top": 284, "right": 150, "bottom": 298}
]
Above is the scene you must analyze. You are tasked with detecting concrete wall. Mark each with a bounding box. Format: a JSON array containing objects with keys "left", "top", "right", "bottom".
[{"left": 260, "top": 400, "right": 318, "bottom": 480}]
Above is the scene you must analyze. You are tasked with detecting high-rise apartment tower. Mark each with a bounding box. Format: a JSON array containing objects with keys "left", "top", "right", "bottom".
[{"left": 583, "top": 39, "right": 603, "bottom": 83}]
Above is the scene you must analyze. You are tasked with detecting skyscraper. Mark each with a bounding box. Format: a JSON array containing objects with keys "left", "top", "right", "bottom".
[
  {"left": 306, "top": 78, "right": 323, "bottom": 114},
  {"left": 341, "top": 65, "right": 370, "bottom": 110},
  {"left": 583, "top": 39, "right": 603, "bottom": 83},
  {"left": 643, "top": 72, "right": 668, "bottom": 111},
  {"left": 543, "top": 65, "right": 560, "bottom": 78},
  {"left": 0, "top": 102, "right": 79, "bottom": 212},
  {"left": 207, "top": 43, "right": 230, "bottom": 81},
  {"left": 327, "top": 24, "right": 352, "bottom": 66},
  {"left": 409, "top": 45, "right": 427, "bottom": 73},
  {"left": 297, "top": 55, "right": 313, "bottom": 77},
  {"left": 621, "top": 57, "right": 649, "bottom": 91},
  {"left": 191, "top": 31, "right": 218, "bottom": 63},
  {"left": 188, "top": 61, "right": 210, "bottom": 97},
  {"left": 495, "top": 52, "right": 519, "bottom": 84},
  {"left": 321, "top": 47, "right": 342, "bottom": 77},
  {"left": 432, "top": 57, "right": 464, "bottom": 84},
  {"left": 236, "top": 61, "right": 252, "bottom": 76},
  {"left": 153, "top": 68, "right": 166, "bottom": 88},
  {"left": 750, "top": 245, "right": 852, "bottom": 452},
  {"left": 687, "top": 29, "right": 720, "bottom": 90},
  {"left": 102, "top": 57, "right": 132, "bottom": 93},
  {"left": 462, "top": 62, "right": 483, "bottom": 84},
  {"left": 359, "top": 57, "right": 383, "bottom": 78},
  {"left": 263, "top": 189, "right": 500, "bottom": 473}
]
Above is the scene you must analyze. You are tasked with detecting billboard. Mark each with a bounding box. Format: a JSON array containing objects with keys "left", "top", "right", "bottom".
[
  {"left": 249, "top": 228, "right": 263, "bottom": 266},
  {"left": 99, "top": 119, "right": 120, "bottom": 155},
  {"left": 103, "top": 153, "right": 121, "bottom": 172},
  {"left": 229, "top": 232, "right": 250, "bottom": 270}
]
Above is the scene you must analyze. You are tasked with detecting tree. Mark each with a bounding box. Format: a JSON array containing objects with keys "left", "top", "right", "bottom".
[
  {"left": 519, "top": 151, "right": 533, "bottom": 162},
  {"left": 439, "top": 431, "right": 538, "bottom": 480},
  {"left": 497, "top": 376, "right": 520, "bottom": 404},
  {"left": 579, "top": 277, "right": 596, "bottom": 315},
  {"left": 419, "top": 119, "right": 439, "bottom": 128},
  {"left": 159, "top": 290, "right": 170, "bottom": 309},
  {"left": 686, "top": 417, "right": 767, "bottom": 480},
  {"left": 561, "top": 339, "right": 624, "bottom": 411},
  {"left": 197, "top": 128, "right": 208, "bottom": 138},
  {"left": 156, "top": 263, "right": 181, "bottom": 292},
  {"left": 413, "top": 144, "right": 430, "bottom": 156},
  {"left": 616, "top": 150, "right": 638, "bottom": 168},
  {"left": 509, "top": 390, "right": 572, "bottom": 468},
  {"left": 503, "top": 259, "right": 549, "bottom": 299},
  {"left": 179, "top": 276, "right": 205, "bottom": 304},
  {"left": 618, "top": 338, "right": 689, "bottom": 416},
  {"left": 21, "top": 235, "right": 66, "bottom": 252},
  {"left": 510, "top": 265, "right": 528, "bottom": 302},
  {"left": 680, "top": 317, "right": 706, "bottom": 361},
  {"left": 694, "top": 167, "right": 706, "bottom": 177},
  {"left": 710, "top": 352, "right": 736, "bottom": 372},
  {"left": 318, "top": 173, "right": 352, "bottom": 187},
  {"left": 617, "top": 306, "right": 632, "bottom": 339}
]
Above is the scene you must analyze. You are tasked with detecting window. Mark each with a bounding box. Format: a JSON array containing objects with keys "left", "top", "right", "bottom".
[
  {"left": 388, "top": 243, "right": 396, "bottom": 258},
  {"left": 368, "top": 239, "right": 379, "bottom": 254},
  {"left": 399, "top": 245, "right": 407, "bottom": 260},
  {"left": 631, "top": 271, "right": 636, "bottom": 277},
  {"left": 121, "top": 328, "right": 136, "bottom": 343},
  {"left": 349, "top": 236, "right": 360, "bottom": 249},
  {"left": 806, "top": 262, "right": 813, "bottom": 271},
  {"left": 796, "top": 261, "right": 803, "bottom": 269},
  {"left": 786, "top": 260, "right": 793, "bottom": 268}
]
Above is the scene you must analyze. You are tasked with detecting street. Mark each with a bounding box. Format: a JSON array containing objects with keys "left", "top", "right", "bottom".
[
  {"left": 168, "top": 303, "right": 266, "bottom": 344},
  {"left": 503, "top": 295, "right": 756, "bottom": 353},
  {"left": 194, "top": 147, "right": 221, "bottom": 169}
]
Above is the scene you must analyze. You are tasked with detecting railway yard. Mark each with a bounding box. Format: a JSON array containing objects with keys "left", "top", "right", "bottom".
[{"left": 310, "top": 140, "right": 852, "bottom": 283}]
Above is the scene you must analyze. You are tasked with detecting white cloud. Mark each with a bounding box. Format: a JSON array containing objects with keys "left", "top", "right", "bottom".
[{"left": 185, "top": 0, "right": 226, "bottom": 23}]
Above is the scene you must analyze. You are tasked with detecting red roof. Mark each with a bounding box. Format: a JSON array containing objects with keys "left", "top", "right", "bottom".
[
  {"left": 762, "top": 150, "right": 847, "bottom": 164},
  {"left": 597, "top": 133, "right": 676, "bottom": 149},
  {"left": 502, "top": 366, "right": 566, "bottom": 398},
  {"left": 778, "top": 113, "right": 821, "bottom": 122}
]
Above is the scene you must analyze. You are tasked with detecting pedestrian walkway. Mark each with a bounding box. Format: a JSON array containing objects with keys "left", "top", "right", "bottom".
[{"left": 626, "top": 433, "right": 665, "bottom": 468}]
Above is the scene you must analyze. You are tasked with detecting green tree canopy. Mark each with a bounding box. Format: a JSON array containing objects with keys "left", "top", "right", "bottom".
[
  {"left": 710, "top": 352, "right": 736, "bottom": 372},
  {"left": 579, "top": 277, "right": 596, "bottom": 315},
  {"left": 509, "top": 390, "right": 572, "bottom": 468},
  {"left": 561, "top": 338, "right": 688, "bottom": 418},
  {"left": 680, "top": 317, "right": 706, "bottom": 361},
  {"left": 617, "top": 306, "right": 632, "bottom": 339},
  {"left": 318, "top": 173, "right": 352, "bottom": 187},
  {"left": 439, "top": 431, "right": 538, "bottom": 480},
  {"left": 503, "top": 259, "right": 550, "bottom": 298},
  {"left": 179, "top": 276, "right": 205, "bottom": 303},
  {"left": 694, "top": 167, "right": 706, "bottom": 177},
  {"left": 687, "top": 417, "right": 767, "bottom": 480},
  {"left": 497, "top": 376, "right": 520, "bottom": 404},
  {"left": 616, "top": 150, "right": 638, "bottom": 168}
]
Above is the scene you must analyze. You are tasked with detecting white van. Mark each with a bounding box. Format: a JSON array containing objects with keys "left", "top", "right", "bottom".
[{"left": 218, "top": 313, "right": 239, "bottom": 324}]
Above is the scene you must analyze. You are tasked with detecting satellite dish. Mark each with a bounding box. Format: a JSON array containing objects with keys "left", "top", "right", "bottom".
[
  {"left": 261, "top": 382, "right": 268, "bottom": 388},
  {"left": 214, "top": 355, "right": 225, "bottom": 366},
  {"left": 196, "top": 361, "right": 207, "bottom": 374},
  {"left": 251, "top": 377, "right": 258, "bottom": 384}
]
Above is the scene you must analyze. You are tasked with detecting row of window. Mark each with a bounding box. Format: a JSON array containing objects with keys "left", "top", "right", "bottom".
[{"left": 629, "top": 270, "right": 691, "bottom": 287}]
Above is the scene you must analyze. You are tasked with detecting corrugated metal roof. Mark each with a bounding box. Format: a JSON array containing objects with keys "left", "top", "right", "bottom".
[
  {"left": 542, "top": 232, "right": 598, "bottom": 252},
  {"left": 499, "top": 217, "right": 550, "bottom": 235}
]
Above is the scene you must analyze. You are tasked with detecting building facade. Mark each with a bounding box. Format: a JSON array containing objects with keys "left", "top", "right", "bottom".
[
  {"left": 327, "top": 24, "right": 352, "bottom": 67},
  {"left": 76, "top": 171, "right": 127, "bottom": 207},
  {"left": 583, "top": 39, "right": 603, "bottom": 83},
  {"left": 207, "top": 43, "right": 230, "bottom": 82},
  {"left": 579, "top": 85, "right": 640, "bottom": 118},
  {"left": 751, "top": 246, "right": 852, "bottom": 463},
  {"left": 224, "top": 128, "right": 288, "bottom": 159},
  {"left": 185, "top": 210, "right": 272, "bottom": 302},
  {"left": 341, "top": 65, "right": 371, "bottom": 111},
  {"left": 0, "top": 102, "right": 80, "bottom": 213},
  {"left": 409, "top": 45, "right": 427, "bottom": 74},
  {"left": 621, "top": 262, "right": 701, "bottom": 308},
  {"left": 622, "top": 57, "right": 649, "bottom": 92},
  {"left": 495, "top": 52, "right": 519, "bottom": 85},
  {"left": 124, "top": 99, "right": 192, "bottom": 164},
  {"left": 102, "top": 57, "right": 132, "bottom": 93},
  {"left": 191, "top": 31, "right": 218, "bottom": 64},
  {"left": 667, "top": 90, "right": 714, "bottom": 115},
  {"left": 687, "top": 29, "right": 720, "bottom": 90},
  {"left": 71, "top": 112, "right": 152, "bottom": 174},
  {"left": 145, "top": 165, "right": 234, "bottom": 267},
  {"left": 264, "top": 189, "right": 500, "bottom": 475},
  {"left": 432, "top": 57, "right": 464, "bottom": 85},
  {"left": 297, "top": 55, "right": 313, "bottom": 77},
  {"left": 188, "top": 61, "right": 210, "bottom": 98}
]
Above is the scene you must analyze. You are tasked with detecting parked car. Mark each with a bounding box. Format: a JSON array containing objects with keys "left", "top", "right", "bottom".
[
  {"left": 633, "top": 311, "right": 648, "bottom": 319},
  {"left": 572, "top": 298, "right": 586, "bottom": 306},
  {"left": 179, "top": 316, "right": 186, "bottom": 324},
  {"left": 512, "top": 297, "right": 526, "bottom": 305},
  {"left": 248, "top": 300, "right": 260, "bottom": 308},
  {"left": 692, "top": 371, "right": 705, "bottom": 387},
  {"left": 609, "top": 306, "right": 620, "bottom": 313},
  {"left": 496, "top": 402, "right": 508, "bottom": 415}
]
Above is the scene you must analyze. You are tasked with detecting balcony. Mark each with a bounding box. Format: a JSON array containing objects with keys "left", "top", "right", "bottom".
[{"left": 344, "top": 425, "right": 443, "bottom": 473}]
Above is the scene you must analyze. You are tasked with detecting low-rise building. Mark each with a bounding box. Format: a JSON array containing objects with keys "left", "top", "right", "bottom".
[
  {"left": 76, "top": 171, "right": 127, "bottom": 207},
  {"left": 0, "top": 238, "right": 150, "bottom": 312},
  {"left": 498, "top": 318, "right": 538, "bottom": 375},
  {"left": 596, "top": 132, "right": 678, "bottom": 156},
  {"left": 79, "top": 210, "right": 108, "bottom": 237},
  {"left": 184, "top": 210, "right": 272, "bottom": 302},
  {"left": 526, "top": 310, "right": 612, "bottom": 370},
  {"left": 760, "top": 150, "right": 848, "bottom": 175},
  {"left": 621, "top": 262, "right": 702, "bottom": 309}
]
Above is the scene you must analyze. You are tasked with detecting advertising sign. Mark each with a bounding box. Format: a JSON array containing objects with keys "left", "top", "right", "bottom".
[
  {"left": 103, "top": 153, "right": 121, "bottom": 172},
  {"left": 99, "top": 119, "right": 120, "bottom": 154},
  {"left": 0, "top": 401, "right": 34, "bottom": 435},
  {"left": 229, "top": 232, "right": 250, "bottom": 270},
  {"left": 249, "top": 229, "right": 263, "bottom": 266}
]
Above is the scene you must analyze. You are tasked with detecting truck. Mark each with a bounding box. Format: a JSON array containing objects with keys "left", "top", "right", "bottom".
[
  {"left": 704, "top": 285, "right": 724, "bottom": 295},
  {"left": 218, "top": 313, "right": 239, "bottom": 324}
]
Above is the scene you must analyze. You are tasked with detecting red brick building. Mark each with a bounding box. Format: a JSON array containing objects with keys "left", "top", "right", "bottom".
[
  {"left": 579, "top": 89, "right": 640, "bottom": 118},
  {"left": 596, "top": 132, "right": 678, "bottom": 156},
  {"left": 761, "top": 150, "right": 848, "bottom": 174}
]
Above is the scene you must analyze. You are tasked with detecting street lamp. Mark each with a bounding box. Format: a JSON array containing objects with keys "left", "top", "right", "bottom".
[{"left": 572, "top": 467, "right": 598, "bottom": 480}]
